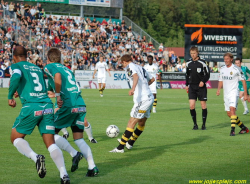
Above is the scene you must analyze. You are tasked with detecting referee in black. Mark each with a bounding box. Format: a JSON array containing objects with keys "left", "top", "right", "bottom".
[{"left": 185, "top": 46, "right": 210, "bottom": 130}]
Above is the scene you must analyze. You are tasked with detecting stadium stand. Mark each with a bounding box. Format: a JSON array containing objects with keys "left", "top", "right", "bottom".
[{"left": 0, "top": 1, "right": 183, "bottom": 78}]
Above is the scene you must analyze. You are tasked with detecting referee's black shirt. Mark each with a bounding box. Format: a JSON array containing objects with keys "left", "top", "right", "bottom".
[{"left": 185, "top": 57, "right": 210, "bottom": 86}]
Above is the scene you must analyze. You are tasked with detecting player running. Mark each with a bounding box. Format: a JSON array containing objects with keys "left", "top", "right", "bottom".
[
  {"left": 216, "top": 52, "right": 249, "bottom": 136},
  {"left": 92, "top": 56, "right": 111, "bottom": 97},
  {"left": 44, "top": 48, "right": 99, "bottom": 176},
  {"left": 234, "top": 58, "right": 250, "bottom": 115},
  {"left": 8, "top": 46, "right": 70, "bottom": 183},
  {"left": 110, "top": 54, "right": 155, "bottom": 153},
  {"left": 144, "top": 55, "right": 161, "bottom": 113}
]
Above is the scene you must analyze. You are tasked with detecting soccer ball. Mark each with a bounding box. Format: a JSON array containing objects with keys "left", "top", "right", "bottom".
[{"left": 106, "top": 125, "right": 120, "bottom": 138}]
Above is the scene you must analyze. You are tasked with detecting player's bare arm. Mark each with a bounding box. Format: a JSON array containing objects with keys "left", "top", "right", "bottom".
[
  {"left": 129, "top": 73, "right": 139, "bottom": 96},
  {"left": 242, "top": 80, "right": 248, "bottom": 101},
  {"left": 158, "top": 74, "right": 163, "bottom": 89},
  {"left": 54, "top": 72, "right": 63, "bottom": 108},
  {"left": 107, "top": 69, "right": 111, "bottom": 77},
  {"left": 216, "top": 81, "right": 223, "bottom": 96},
  {"left": 148, "top": 77, "right": 155, "bottom": 86},
  {"left": 92, "top": 69, "right": 97, "bottom": 79}
]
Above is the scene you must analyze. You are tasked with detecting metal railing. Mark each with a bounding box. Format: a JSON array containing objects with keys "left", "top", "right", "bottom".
[{"left": 122, "top": 16, "right": 160, "bottom": 49}]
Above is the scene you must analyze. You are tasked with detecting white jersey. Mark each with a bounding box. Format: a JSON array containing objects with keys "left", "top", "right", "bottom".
[
  {"left": 95, "top": 61, "right": 108, "bottom": 78},
  {"left": 219, "top": 64, "right": 245, "bottom": 96},
  {"left": 144, "top": 63, "right": 159, "bottom": 79},
  {"left": 125, "top": 62, "right": 153, "bottom": 103}
]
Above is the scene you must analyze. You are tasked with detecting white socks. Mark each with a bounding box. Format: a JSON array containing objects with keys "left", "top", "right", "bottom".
[
  {"left": 13, "top": 138, "right": 38, "bottom": 163},
  {"left": 74, "top": 139, "right": 95, "bottom": 169},
  {"left": 241, "top": 97, "right": 248, "bottom": 111},
  {"left": 85, "top": 122, "right": 94, "bottom": 140},
  {"left": 48, "top": 144, "right": 68, "bottom": 178},
  {"left": 54, "top": 134, "right": 78, "bottom": 157}
]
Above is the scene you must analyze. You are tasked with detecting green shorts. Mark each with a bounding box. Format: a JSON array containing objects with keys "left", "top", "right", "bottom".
[
  {"left": 12, "top": 103, "right": 55, "bottom": 135},
  {"left": 239, "top": 82, "right": 250, "bottom": 94},
  {"left": 54, "top": 105, "right": 86, "bottom": 130}
]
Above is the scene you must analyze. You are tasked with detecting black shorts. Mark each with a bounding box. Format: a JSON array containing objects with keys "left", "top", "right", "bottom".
[{"left": 188, "top": 84, "right": 207, "bottom": 101}]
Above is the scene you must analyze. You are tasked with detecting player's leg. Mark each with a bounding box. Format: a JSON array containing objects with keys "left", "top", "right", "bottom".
[
  {"left": 150, "top": 81, "right": 157, "bottom": 113},
  {"left": 102, "top": 82, "right": 106, "bottom": 94},
  {"left": 110, "top": 117, "right": 138, "bottom": 153},
  {"left": 40, "top": 105, "right": 70, "bottom": 183},
  {"left": 125, "top": 117, "right": 147, "bottom": 149},
  {"left": 228, "top": 96, "right": 249, "bottom": 136},
  {"left": 54, "top": 107, "right": 83, "bottom": 173},
  {"left": 152, "top": 93, "right": 157, "bottom": 113},
  {"left": 72, "top": 112, "right": 98, "bottom": 177},
  {"left": 11, "top": 105, "right": 47, "bottom": 178},
  {"left": 200, "top": 101, "right": 207, "bottom": 130},
  {"left": 198, "top": 86, "right": 208, "bottom": 130},
  {"left": 239, "top": 90, "right": 249, "bottom": 115},
  {"left": 188, "top": 85, "right": 198, "bottom": 129},
  {"left": 126, "top": 98, "right": 153, "bottom": 149},
  {"left": 55, "top": 107, "right": 70, "bottom": 139},
  {"left": 111, "top": 97, "right": 154, "bottom": 152},
  {"left": 84, "top": 118, "right": 97, "bottom": 143},
  {"left": 189, "top": 99, "right": 197, "bottom": 129},
  {"left": 98, "top": 79, "right": 103, "bottom": 97}
]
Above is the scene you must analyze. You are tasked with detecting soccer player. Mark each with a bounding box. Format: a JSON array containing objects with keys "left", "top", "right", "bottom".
[
  {"left": 110, "top": 54, "right": 155, "bottom": 153},
  {"left": 92, "top": 56, "right": 111, "bottom": 97},
  {"left": 8, "top": 46, "right": 70, "bottom": 183},
  {"left": 44, "top": 48, "right": 99, "bottom": 176},
  {"left": 185, "top": 46, "right": 210, "bottom": 130},
  {"left": 216, "top": 52, "right": 249, "bottom": 136},
  {"left": 144, "top": 55, "right": 159, "bottom": 113},
  {"left": 234, "top": 58, "right": 250, "bottom": 115}
]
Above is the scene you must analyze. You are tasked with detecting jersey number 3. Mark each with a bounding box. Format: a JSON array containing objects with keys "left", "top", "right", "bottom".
[{"left": 31, "top": 72, "right": 43, "bottom": 91}]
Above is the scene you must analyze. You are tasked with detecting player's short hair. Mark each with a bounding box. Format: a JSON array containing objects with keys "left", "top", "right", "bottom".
[
  {"left": 121, "top": 54, "right": 132, "bottom": 62},
  {"left": 235, "top": 57, "right": 242, "bottom": 63},
  {"left": 189, "top": 46, "right": 199, "bottom": 53},
  {"left": 223, "top": 52, "right": 233, "bottom": 59},
  {"left": 147, "top": 55, "right": 153, "bottom": 60},
  {"left": 48, "top": 47, "right": 61, "bottom": 63},
  {"left": 13, "top": 46, "right": 27, "bottom": 58}
]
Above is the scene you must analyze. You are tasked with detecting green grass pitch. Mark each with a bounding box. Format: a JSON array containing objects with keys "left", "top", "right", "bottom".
[{"left": 0, "top": 88, "right": 249, "bottom": 184}]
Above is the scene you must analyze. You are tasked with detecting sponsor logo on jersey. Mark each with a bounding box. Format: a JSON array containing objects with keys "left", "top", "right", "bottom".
[
  {"left": 222, "top": 76, "right": 233, "bottom": 80},
  {"left": 43, "top": 108, "right": 53, "bottom": 115},
  {"left": 76, "top": 121, "right": 84, "bottom": 126},
  {"left": 30, "top": 93, "right": 46, "bottom": 97},
  {"left": 197, "top": 68, "right": 201, "bottom": 73},
  {"left": 46, "top": 125, "right": 55, "bottom": 130},
  {"left": 71, "top": 107, "right": 86, "bottom": 113},
  {"left": 138, "top": 110, "right": 146, "bottom": 113}
]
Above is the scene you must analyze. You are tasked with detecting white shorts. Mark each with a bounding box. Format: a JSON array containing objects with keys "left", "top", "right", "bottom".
[
  {"left": 130, "top": 97, "right": 154, "bottom": 119},
  {"left": 149, "top": 81, "right": 157, "bottom": 94},
  {"left": 98, "top": 77, "right": 106, "bottom": 84},
  {"left": 224, "top": 95, "right": 239, "bottom": 111}
]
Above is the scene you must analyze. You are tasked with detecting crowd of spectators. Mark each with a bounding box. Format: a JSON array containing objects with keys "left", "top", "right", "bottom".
[{"left": 0, "top": 1, "right": 187, "bottom": 78}]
